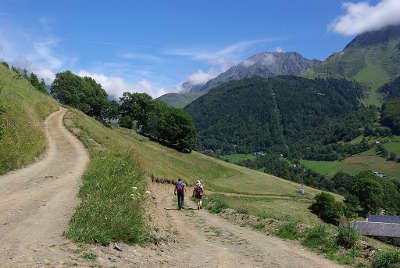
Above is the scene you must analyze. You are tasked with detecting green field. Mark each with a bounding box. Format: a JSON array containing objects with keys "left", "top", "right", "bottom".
[
  {"left": 0, "top": 64, "right": 58, "bottom": 175},
  {"left": 301, "top": 160, "right": 342, "bottom": 178},
  {"left": 220, "top": 153, "right": 256, "bottom": 164},
  {"left": 303, "top": 153, "right": 400, "bottom": 179}
]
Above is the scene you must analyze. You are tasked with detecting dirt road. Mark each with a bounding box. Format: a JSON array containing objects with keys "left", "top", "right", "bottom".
[
  {"left": 0, "top": 109, "right": 342, "bottom": 267},
  {"left": 88, "top": 182, "right": 342, "bottom": 267},
  {"left": 0, "top": 109, "right": 90, "bottom": 267}
]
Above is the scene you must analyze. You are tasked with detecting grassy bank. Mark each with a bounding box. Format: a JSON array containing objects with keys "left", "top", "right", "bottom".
[
  {"left": 64, "top": 110, "right": 148, "bottom": 245},
  {"left": 203, "top": 194, "right": 395, "bottom": 267},
  {"left": 63, "top": 107, "right": 330, "bottom": 245},
  {"left": 0, "top": 64, "right": 58, "bottom": 175}
]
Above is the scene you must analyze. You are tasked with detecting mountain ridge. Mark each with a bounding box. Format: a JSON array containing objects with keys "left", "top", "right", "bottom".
[{"left": 158, "top": 51, "right": 320, "bottom": 108}]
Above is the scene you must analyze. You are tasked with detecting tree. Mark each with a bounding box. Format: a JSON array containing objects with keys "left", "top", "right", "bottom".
[
  {"left": 381, "top": 99, "right": 400, "bottom": 135},
  {"left": 51, "top": 71, "right": 109, "bottom": 119},
  {"left": 310, "top": 192, "right": 344, "bottom": 225},
  {"left": 38, "top": 79, "right": 47, "bottom": 93},
  {"left": 119, "top": 115, "right": 133, "bottom": 129},
  {"left": 23, "top": 69, "right": 29, "bottom": 80},
  {"left": 119, "top": 92, "right": 153, "bottom": 131},
  {"left": 352, "top": 176, "right": 383, "bottom": 215},
  {"left": 103, "top": 100, "right": 120, "bottom": 121}
]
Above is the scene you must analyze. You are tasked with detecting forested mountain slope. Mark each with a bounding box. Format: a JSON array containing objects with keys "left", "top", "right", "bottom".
[
  {"left": 159, "top": 52, "right": 319, "bottom": 108},
  {"left": 184, "top": 76, "right": 365, "bottom": 158}
]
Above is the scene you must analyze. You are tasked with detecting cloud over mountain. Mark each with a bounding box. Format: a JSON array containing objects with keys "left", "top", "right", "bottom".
[{"left": 330, "top": 0, "right": 400, "bottom": 35}]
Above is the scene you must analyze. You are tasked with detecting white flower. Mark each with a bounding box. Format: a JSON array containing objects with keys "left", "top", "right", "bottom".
[{"left": 132, "top": 186, "right": 138, "bottom": 190}]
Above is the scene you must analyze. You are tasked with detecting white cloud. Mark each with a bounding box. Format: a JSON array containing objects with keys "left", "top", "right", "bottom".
[
  {"left": 330, "top": 0, "right": 400, "bottom": 35},
  {"left": 187, "top": 69, "right": 218, "bottom": 85},
  {"left": 77, "top": 70, "right": 167, "bottom": 98},
  {"left": 0, "top": 19, "right": 68, "bottom": 84},
  {"left": 165, "top": 38, "right": 279, "bottom": 72},
  {"left": 118, "top": 52, "right": 162, "bottom": 62},
  {"left": 275, "top": 47, "right": 284, "bottom": 53}
]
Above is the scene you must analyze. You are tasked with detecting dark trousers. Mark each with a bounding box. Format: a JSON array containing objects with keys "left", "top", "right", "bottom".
[{"left": 177, "top": 192, "right": 184, "bottom": 209}]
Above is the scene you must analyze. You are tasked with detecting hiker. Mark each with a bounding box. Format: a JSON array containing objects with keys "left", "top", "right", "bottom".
[
  {"left": 193, "top": 180, "right": 204, "bottom": 210},
  {"left": 174, "top": 178, "right": 186, "bottom": 210}
]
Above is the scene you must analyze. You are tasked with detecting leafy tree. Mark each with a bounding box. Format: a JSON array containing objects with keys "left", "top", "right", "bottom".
[
  {"left": 119, "top": 92, "right": 153, "bottom": 131},
  {"left": 119, "top": 115, "right": 133, "bottom": 129},
  {"left": 381, "top": 99, "right": 400, "bottom": 135},
  {"left": 103, "top": 100, "right": 120, "bottom": 121},
  {"left": 352, "top": 176, "right": 383, "bottom": 215},
  {"left": 51, "top": 71, "right": 109, "bottom": 119},
  {"left": 310, "top": 192, "right": 344, "bottom": 225}
]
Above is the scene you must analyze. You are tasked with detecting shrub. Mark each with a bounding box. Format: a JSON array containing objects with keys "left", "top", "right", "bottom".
[
  {"left": 236, "top": 207, "right": 249, "bottom": 215},
  {"left": 344, "top": 194, "right": 360, "bottom": 219},
  {"left": 336, "top": 224, "right": 359, "bottom": 248},
  {"left": 373, "top": 250, "right": 400, "bottom": 268},
  {"left": 389, "top": 152, "right": 396, "bottom": 161},
  {"left": 252, "top": 222, "right": 265, "bottom": 230},
  {"left": 303, "top": 225, "right": 329, "bottom": 250},
  {"left": 277, "top": 221, "right": 300, "bottom": 240},
  {"left": 310, "top": 192, "right": 344, "bottom": 225},
  {"left": 205, "top": 195, "right": 228, "bottom": 214}
]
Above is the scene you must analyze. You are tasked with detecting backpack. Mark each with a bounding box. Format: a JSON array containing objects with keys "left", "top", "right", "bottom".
[
  {"left": 176, "top": 182, "right": 184, "bottom": 193},
  {"left": 195, "top": 185, "right": 203, "bottom": 197}
]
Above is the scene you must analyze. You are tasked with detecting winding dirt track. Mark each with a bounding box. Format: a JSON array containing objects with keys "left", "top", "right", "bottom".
[{"left": 0, "top": 109, "right": 89, "bottom": 267}]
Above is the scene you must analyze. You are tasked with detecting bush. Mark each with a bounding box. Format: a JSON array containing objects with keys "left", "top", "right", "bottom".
[
  {"left": 336, "top": 224, "right": 359, "bottom": 249},
  {"left": 205, "top": 195, "right": 228, "bottom": 214},
  {"left": 236, "top": 207, "right": 249, "bottom": 215},
  {"left": 277, "top": 221, "right": 300, "bottom": 240},
  {"left": 303, "top": 225, "right": 329, "bottom": 250},
  {"left": 310, "top": 192, "right": 344, "bottom": 225},
  {"left": 373, "top": 250, "right": 400, "bottom": 268},
  {"left": 389, "top": 152, "right": 397, "bottom": 161},
  {"left": 252, "top": 222, "right": 265, "bottom": 230}
]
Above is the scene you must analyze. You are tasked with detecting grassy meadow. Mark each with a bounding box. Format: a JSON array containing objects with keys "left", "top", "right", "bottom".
[
  {"left": 302, "top": 135, "right": 400, "bottom": 179},
  {"left": 0, "top": 64, "right": 58, "bottom": 175},
  {"left": 64, "top": 108, "right": 335, "bottom": 241}
]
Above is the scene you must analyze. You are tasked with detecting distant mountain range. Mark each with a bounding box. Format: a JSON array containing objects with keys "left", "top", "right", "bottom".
[
  {"left": 160, "top": 24, "right": 400, "bottom": 109},
  {"left": 158, "top": 52, "right": 320, "bottom": 108}
]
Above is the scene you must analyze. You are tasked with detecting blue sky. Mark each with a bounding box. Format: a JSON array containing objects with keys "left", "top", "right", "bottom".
[{"left": 0, "top": 0, "right": 398, "bottom": 98}]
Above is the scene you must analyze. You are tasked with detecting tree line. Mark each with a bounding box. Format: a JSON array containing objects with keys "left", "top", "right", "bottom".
[
  {"left": 1, "top": 61, "right": 47, "bottom": 94},
  {"left": 50, "top": 71, "right": 196, "bottom": 152},
  {"left": 311, "top": 171, "right": 400, "bottom": 225}
]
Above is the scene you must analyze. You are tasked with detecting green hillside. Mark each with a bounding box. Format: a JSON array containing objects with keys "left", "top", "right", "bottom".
[
  {"left": 303, "top": 25, "right": 400, "bottom": 106},
  {"left": 0, "top": 64, "right": 58, "bottom": 174},
  {"left": 185, "top": 76, "right": 365, "bottom": 157},
  {"left": 64, "top": 107, "right": 338, "bottom": 230},
  {"left": 157, "top": 91, "right": 205, "bottom": 108}
]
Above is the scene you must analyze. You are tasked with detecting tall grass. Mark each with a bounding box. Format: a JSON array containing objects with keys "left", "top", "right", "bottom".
[
  {"left": 0, "top": 64, "right": 58, "bottom": 174},
  {"left": 64, "top": 110, "right": 148, "bottom": 245},
  {"left": 65, "top": 151, "right": 147, "bottom": 245}
]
